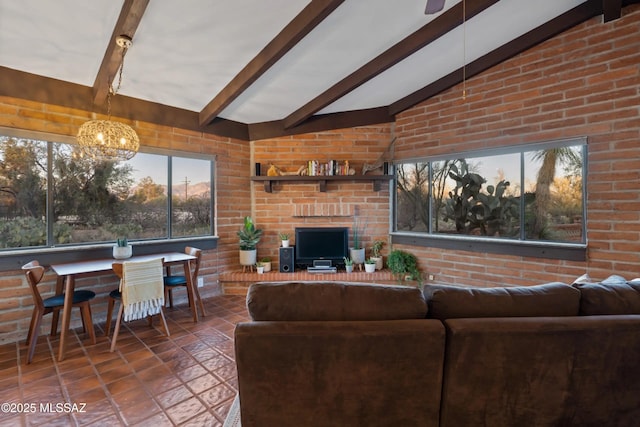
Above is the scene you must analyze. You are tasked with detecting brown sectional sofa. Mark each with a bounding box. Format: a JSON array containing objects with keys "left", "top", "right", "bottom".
[{"left": 233, "top": 280, "right": 640, "bottom": 427}]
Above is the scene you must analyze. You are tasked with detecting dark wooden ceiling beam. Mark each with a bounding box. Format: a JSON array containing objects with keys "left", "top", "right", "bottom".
[
  {"left": 282, "top": 0, "right": 499, "bottom": 130},
  {"left": 389, "top": 0, "right": 604, "bottom": 115},
  {"left": 92, "top": 0, "right": 150, "bottom": 106},
  {"left": 0, "top": 65, "right": 249, "bottom": 141},
  {"left": 602, "top": 0, "right": 623, "bottom": 21},
  {"left": 198, "top": 0, "right": 345, "bottom": 127},
  {"left": 248, "top": 107, "right": 393, "bottom": 141}
]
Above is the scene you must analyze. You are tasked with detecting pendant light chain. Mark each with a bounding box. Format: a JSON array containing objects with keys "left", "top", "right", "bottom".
[{"left": 107, "top": 42, "right": 128, "bottom": 121}]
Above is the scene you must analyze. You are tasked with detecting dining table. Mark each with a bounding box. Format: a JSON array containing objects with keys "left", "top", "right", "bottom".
[{"left": 50, "top": 251, "right": 200, "bottom": 362}]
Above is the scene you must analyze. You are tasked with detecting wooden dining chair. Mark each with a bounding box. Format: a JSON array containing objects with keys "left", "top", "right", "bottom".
[
  {"left": 22, "top": 260, "right": 96, "bottom": 364},
  {"left": 109, "top": 258, "right": 169, "bottom": 352},
  {"left": 164, "top": 246, "right": 206, "bottom": 317}
]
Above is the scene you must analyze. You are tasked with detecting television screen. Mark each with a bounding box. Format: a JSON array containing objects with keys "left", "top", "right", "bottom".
[{"left": 295, "top": 227, "right": 349, "bottom": 268}]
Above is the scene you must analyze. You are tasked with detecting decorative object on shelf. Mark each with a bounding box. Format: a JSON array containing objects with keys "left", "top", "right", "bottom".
[
  {"left": 387, "top": 249, "right": 422, "bottom": 288},
  {"left": 238, "top": 216, "right": 263, "bottom": 272},
  {"left": 371, "top": 240, "right": 385, "bottom": 270},
  {"left": 362, "top": 137, "right": 396, "bottom": 175},
  {"left": 77, "top": 35, "right": 139, "bottom": 161},
  {"left": 267, "top": 164, "right": 280, "bottom": 176},
  {"left": 279, "top": 232, "right": 290, "bottom": 247},
  {"left": 364, "top": 258, "right": 377, "bottom": 273},
  {"left": 112, "top": 237, "right": 132, "bottom": 259},
  {"left": 349, "top": 217, "right": 367, "bottom": 270},
  {"left": 256, "top": 262, "right": 265, "bottom": 274},
  {"left": 259, "top": 258, "right": 271, "bottom": 272},
  {"left": 266, "top": 164, "right": 306, "bottom": 176},
  {"left": 343, "top": 257, "right": 354, "bottom": 273}
]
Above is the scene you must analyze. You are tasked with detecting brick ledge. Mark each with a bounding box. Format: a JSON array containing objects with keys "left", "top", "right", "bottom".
[{"left": 221, "top": 269, "right": 398, "bottom": 295}]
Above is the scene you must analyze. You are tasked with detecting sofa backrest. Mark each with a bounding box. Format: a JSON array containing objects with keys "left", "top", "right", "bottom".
[
  {"left": 573, "top": 280, "right": 640, "bottom": 315},
  {"left": 440, "top": 315, "right": 640, "bottom": 427},
  {"left": 246, "top": 281, "right": 428, "bottom": 321},
  {"left": 424, "top": 282, "right": 580, "bottom": 319},
  {"left": 237, "top": 281, "right": 443, "bottom": 427}
]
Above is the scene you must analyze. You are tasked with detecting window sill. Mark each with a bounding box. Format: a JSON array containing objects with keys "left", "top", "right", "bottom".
[{"left": 391, "top": 233, "right": 586, "bottom": 261}]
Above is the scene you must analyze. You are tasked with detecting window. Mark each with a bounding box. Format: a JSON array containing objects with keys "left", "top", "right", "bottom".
[
  {"left": 0, "top": 132, "right": 215, "bottom": 250},
  {"left": 393, "top": 138, "right": 586, "bottom": 251}
]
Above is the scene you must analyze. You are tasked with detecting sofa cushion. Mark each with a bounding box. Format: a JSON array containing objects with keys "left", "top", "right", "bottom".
[
  {"left": 424, "top": 282, "right": 580, "bottom": 320},
  {"left": 247, "top": 281, "right": 427, "bottom": 321},
  {"left": 573, "top": 279, "right": 640, "bottom": 315}
]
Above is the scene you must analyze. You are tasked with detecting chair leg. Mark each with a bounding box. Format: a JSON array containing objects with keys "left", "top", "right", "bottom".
[
  {"left": 110, "top": 305, "right": 125, "bottom": 352},
  {"left": 26, "top": 309, "right": 37, "bottom": 346},
  {"left": 194, "top": 285, "right": 206, "bottom": 317},
  {"left": 105, "top": 297, "right": 116, "bottom": 337},
  {"left": 158, "top": 308, "right": 170, "bottom": 337},
  {"left": 79, "top": 306, "right": 87, "bottom": 333},
  {"left": 50, "top": 308, "right": 60, "bottom": 336},
  {"left": 26, "top": 311, "right": 44, "bottom": 364},
  {"left": 168, "top": 288, "right": 174, "bottom": 308},
  {"left": 80, "top": 303, "right": 96, "bottom": 345}
]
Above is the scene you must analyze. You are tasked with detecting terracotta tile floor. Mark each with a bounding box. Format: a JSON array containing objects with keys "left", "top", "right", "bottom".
[{"left": 0, "top": 294, "right": 249, "bottom": 427}]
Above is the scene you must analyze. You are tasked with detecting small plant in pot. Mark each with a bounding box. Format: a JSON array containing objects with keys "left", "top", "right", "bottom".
[
  {"left": 387, "top": 249, "right": 422, "bottom": 287},
  {"left": 364, "top": 257, "right": 377, "bottom": 273},
  {"left": 343, "top": 257, "right": 354, "bottom": 273},
  {"left": 279, "top": 232, "right": 290, "bottom": 247},
  {"left": 237, "top": 216, "right": 263, "bottom": 271},
  {"left": 259, "top": 257, "right": 272, "bottom": 272},
  {"left": 113, "top": 237, "right": 132, "bottom": 259},
  {"left": 370, "top": 240, "right": 385, "bottom": 270}
]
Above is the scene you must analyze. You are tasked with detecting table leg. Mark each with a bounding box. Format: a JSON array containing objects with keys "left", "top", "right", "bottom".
[
  {"left": 183, "top": 261, "right": 198, "bottom": 323},
  {"left": 58, "top": 275, "right": 75, "bottom": 362}
]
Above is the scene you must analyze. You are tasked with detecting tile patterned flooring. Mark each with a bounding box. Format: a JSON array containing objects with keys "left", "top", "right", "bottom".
[{"left": 0, "top": 294, "right": 249, "bottom": 426}]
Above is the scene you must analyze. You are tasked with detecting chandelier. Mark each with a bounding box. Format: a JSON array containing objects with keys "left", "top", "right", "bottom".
[{"left": 77, "top": 35, "right": 140, "bottom": 161}]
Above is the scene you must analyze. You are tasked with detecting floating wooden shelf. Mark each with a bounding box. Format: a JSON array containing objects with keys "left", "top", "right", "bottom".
[{"left": 251, "top": 175, "right": 393, "bottom": 193}]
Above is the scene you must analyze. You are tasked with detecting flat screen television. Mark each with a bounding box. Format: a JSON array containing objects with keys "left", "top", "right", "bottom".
[{"left": 295, "top": 227, "right": 349, "bottom": 268}]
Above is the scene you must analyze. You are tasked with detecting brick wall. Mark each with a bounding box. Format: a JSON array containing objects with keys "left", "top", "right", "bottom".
[
  {"left": 0, "top": 97, "right": 251, "bottom": 344},
  {"left": 393, "top": 5, "right": 640, "bottom": 287}
]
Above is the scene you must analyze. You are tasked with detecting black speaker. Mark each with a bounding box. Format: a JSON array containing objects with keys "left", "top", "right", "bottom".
[{"left": 279, "top": 246, "right": 295, "bottom": 273}]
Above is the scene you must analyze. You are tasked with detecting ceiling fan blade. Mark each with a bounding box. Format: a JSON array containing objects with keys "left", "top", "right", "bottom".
[{"left": 425, "top": 0, "right": 445, "bottom": 14}]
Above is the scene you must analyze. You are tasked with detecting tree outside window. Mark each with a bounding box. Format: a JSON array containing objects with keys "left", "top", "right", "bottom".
[
  {"left": 0, "top": 135, "right": 214, "bottom": 250},
  {"left": 394, "top": 140, "right": 585, "bottom": 244}
]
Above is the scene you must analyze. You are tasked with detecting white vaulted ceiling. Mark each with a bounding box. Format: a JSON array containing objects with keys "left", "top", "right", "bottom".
[{"left": 0, "top": 0, "right": 628, "bottom": 140}]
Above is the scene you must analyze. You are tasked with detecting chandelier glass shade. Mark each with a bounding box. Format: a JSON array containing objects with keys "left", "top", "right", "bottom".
[
  {"left": 77, "top": 119, "right": 140, "bottom": 161},
  {"left": 77, "top": 34, "right": 139, "bottom": 161}
]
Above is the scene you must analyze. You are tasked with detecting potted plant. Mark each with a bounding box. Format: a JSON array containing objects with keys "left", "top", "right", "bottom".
[
  {"left": 364, "top": 258, "right": 376, "bottom": 273},
  {"left": 387, "top": 249, "right": 422, "bottom": 287},
  {"left": 279, "top": 232, "right": 290, "bottom": 248},
  {"left": 256, "top": 262, "right": 265, "bottom": 274},
  {"left": 259, "top": 257, "right": 272, "bottom": 272},
  {"left": 237, "top": 216, "right": 263, "bottom": 270},
  {"left": 343, "top": 256, "right": 354, "bottom": 273},
  {"left": 349, "top": 218, "right": 366, "bottom": 268},
  {"left": 113, "top": 237, "right": 132, "bottom": 259},
  {"left": 370, "top": 240, "right": 385, "bottom": 270}
]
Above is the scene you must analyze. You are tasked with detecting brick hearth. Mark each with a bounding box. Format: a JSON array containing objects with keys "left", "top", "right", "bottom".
[{"left": 220, "top": 269, "right": 398, "bottom": 295}]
